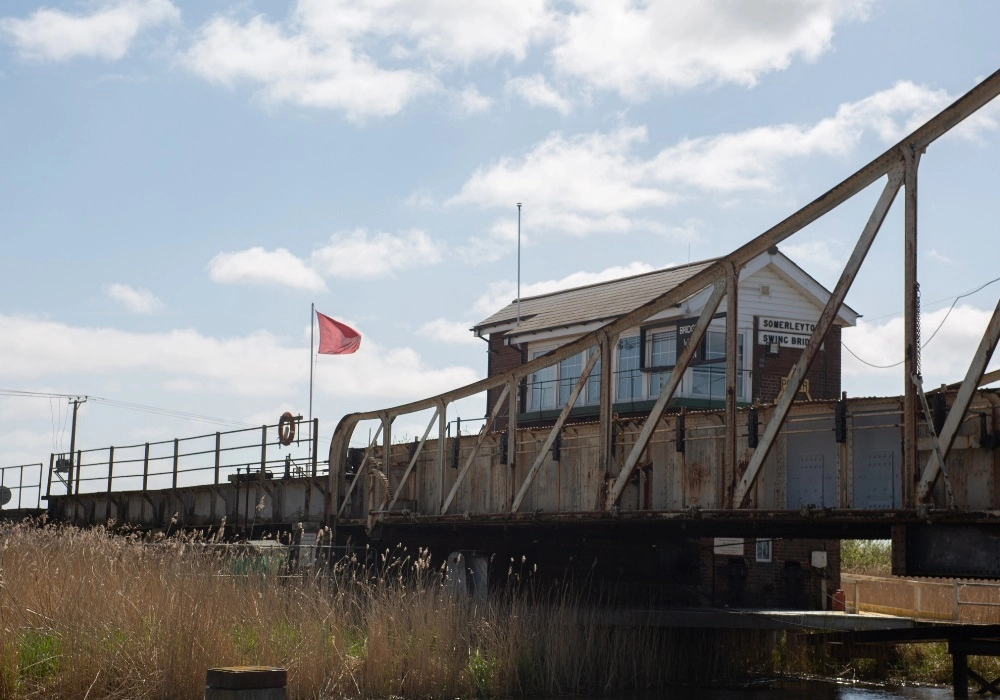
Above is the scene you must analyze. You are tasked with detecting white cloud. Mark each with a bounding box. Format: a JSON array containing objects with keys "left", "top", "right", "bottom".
[
  {"left": 0, "top": 313, "right": 479, "bottom": 401},
  {"left": 551, "top": 0, "right": 870, "bottom": 99},
  {"left": 927, "top": 249, "right": 958, "bottom": 265},
  {"left": 455, "top": 84, "right": 493, "bottom": 114},
  {"left": 505, "top": 74, "right": 571, "bottom": 114},
  {"left": 452, "top": 81, "right": 999, "bottom": 251},
  {"left": 418, "top": 318, "right": 480, "bottom": 345},
  {"left": 780, "top": 240, "right": 846, "bottom": 274},
  {"left": 842, "top": 304, "right": 1000, "bottom": 397},
  {"left": 207, "top": 246, "right": 327, "bottom": 292},
  {"left": 473, "top": 262, "right": 657, "bottom": 317},
  {"left": 0, "top": 0, "right": 179, "bottom": 62},
  {"left": 310, "top": 229, "right": 444, "bottom": 279},
  {"left": 106, "top": 283, "right": 164, "bottom": 314},
  {"left": 184, "top": 14, "right": 438, "bottom": 121},
  {"left": 449, "top": 126, "right": 674, "bottom": 239},
  {"left": 183, "top": 0, "right": 553, "bottom": 120}
]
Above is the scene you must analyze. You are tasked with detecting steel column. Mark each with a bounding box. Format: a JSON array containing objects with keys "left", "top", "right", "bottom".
[
  {"left": 608, "top": 281, "right": 726, "bottom": 507},
  {"left": 724, "top": 262, "right": 740, "bottom": 508},
  {"left": 597, "top": 331, "right": 616, "bottom": 478},
  {"left": 512, "top": 348, "right": 599, "bottom": 513},
  {"left": 437, "top": 400, "right": 447, "bottom": 512},
  {"left": 903, "top": 144, "right": 921, "bottom": 507},
  {"left": 917, "top": 297, "right": 1000, "bottom": 502},
  {"left": 734, "top": 168, "right": 903, "bottom": 507},
  {"left": 142, "top": 443, "right": 150, "bottom": 492},
  {"left": 507, "top": 375, "right": 518, "bottom": 508},
  {"left": 214, "top": 432, "right": 221, "bottom": 485}
]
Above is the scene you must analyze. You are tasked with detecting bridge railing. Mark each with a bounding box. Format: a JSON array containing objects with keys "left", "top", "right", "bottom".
[
  {"left": 1, "top": 462, "right": 44, "bottom": 510},
  {"left": 326, "top": 68, "right": 1000, "bottom": 532},
  {"left": 48, "top": 418, "right": 324, "bottom": 498}
]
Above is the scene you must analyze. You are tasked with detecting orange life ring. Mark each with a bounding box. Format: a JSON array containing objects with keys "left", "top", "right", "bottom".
[{"left": 278, "top": 412, "right": 296, "bottom": 446}]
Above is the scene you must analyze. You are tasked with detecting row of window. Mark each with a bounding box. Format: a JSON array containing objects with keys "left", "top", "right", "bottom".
[{"left": 527, "top": 329, "right": 747, "bottom": 412}]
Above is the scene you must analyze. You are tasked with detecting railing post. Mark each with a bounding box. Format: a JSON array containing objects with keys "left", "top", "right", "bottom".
[
  {"left": 172, "top": 439, "right": 179, "bottom": 490},
  {"left": 75, "top": 450, "right": 82, "bottom": 495},
  {"left": 142, "top": 443, "right": 150, "bottom": 492},
  {"left": 214, "top": 432, "right": 221, "bottom": 485},
  {"left": 106, "top": 446, "right": 115, "bottom": 520},
  {"left": 45, "top": 453, "right": 54, "bottom": 502},
  {"left": 260, "top": 425, "right": 267, "bottom": 475},
  {"left": 19, "top": 465, "right": 24, "bottom": 509},
  {"left": 311, "top": 418, "right": 319, "bottom": 477}
]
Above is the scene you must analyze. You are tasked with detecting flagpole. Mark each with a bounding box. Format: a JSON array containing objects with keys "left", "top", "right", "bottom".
[{"left": 309, "top": 302, "right": 315, "bottom": 425}]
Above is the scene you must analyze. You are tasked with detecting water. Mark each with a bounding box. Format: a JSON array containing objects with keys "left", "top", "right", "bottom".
[{"left": 614, "top": 680, "right": 952, "bottom": 699}]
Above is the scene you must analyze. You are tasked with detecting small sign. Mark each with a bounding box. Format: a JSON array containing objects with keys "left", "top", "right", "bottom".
[
  {"left": 675, "top": 316, "right": 702, "bottom": 363},
  {"left": 713, "top": 537, "right": 744, "bottom": 556},
  {"left": 759, "top": 317, "right": 816, "bottom": 334},
  {"left": 758, "top": 330, "right": 812, "bottom": 348}
]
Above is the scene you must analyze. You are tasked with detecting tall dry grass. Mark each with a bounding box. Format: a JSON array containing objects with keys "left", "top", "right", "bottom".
[{"left": 0, "top": 519, "right": 776, "bottom": 699}]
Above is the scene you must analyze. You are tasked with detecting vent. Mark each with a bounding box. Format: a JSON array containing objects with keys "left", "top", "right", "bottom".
[{"left": 760, "top": 285, "right": 771, "bottom": 297}]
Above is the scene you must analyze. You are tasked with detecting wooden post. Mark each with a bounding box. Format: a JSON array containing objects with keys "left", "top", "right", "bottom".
[
  {"left": 902, "top": 144, "right": 920, "bottom": 507},
  {"left": 214, "top": 432, "right": 221, "bottom": 485},
  {"left": 205, "top": 667, "right": 287, "bottom": 700},
  {"left": 106, "top": 446, "right": 115, "bottom": 521},
  {"left": 951, "top": 641, "right": 970, "bottom": 699}
]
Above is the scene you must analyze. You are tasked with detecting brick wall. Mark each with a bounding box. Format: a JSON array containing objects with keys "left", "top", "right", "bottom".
[
  {"left": 699, "top": 538, "right": 841, "bottom": 609},
  {"left": 753, "top": 324, "right": 842, "bottom": 403},
  {"left": 486, "top": 332, "right": 524, "bottom": 418}
]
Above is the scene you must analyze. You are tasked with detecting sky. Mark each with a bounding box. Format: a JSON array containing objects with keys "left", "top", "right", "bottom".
[{"left": 2, "top": 0, "right": 1000, "bottom": 477}]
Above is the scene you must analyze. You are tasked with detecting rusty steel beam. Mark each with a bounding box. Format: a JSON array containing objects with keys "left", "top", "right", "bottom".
[
  {"left": 512, "top": 347, "right": 600, "bottom": 513},
  {"left": 384, "top": 408, "right": 439, "bottom": 517},
  {"left": 607, "top": 281, "right": 726, "bottom": 508},
  {"left": 912, "top": 374, "right": 957, "bottom": 507},
  {"left": 734, "top": 167, "right": 904, "bottom": 507},
  {"left": 506, "top": 375, "right": 518, "bottom": 508},
  {"left": 335, "top": 422, "right": 382, "bottom": 519},
  {"left": 597, "top": 330, "right": 617, "bottom": 478},
  {"left": 724, "top": 262, "right": 740, "bottom": 508},
  {"left": 440, "top": 383, "right": 509, "bottom": 515},
  {"left": 903, "top": 145, "right": 921, "bottom": 507},
  {"left": 326, "top": 68, "right": 1000, "bottom": 509},
  {"left": 917, "top": 297, "right": 1000, "bottom": 503},
  {"left": 436, "top": 399, "right": 447, "bottom": 512}
]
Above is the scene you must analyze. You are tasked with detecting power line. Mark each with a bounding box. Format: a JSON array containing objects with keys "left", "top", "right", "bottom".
[
  {"left": 0, "top": 390, "right": 253, "bottom": 431},
  {"left": 843, "top": 274, "right": 1000, "bottom": 369}
]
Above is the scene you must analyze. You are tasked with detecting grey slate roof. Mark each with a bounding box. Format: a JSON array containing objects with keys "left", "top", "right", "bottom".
[{"left": 473, "top": 258, "right": 718, "bottom": 337}]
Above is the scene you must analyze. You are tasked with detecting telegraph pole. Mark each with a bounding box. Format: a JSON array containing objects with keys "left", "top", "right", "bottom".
[{"left": 68, "top": 397, "right": 87, "bottom": 495}]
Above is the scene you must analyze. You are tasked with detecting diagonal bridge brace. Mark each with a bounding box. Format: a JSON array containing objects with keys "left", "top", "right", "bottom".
[
  {"left": 916, "top": 297, "right": 1000, "bottom": 503},
  {"left": 734, "top": 165, "right": 904, "bottom": 507}
]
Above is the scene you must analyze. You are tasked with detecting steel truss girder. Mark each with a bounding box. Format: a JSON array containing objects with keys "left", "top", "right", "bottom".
[{"left": 326, "top": 67, "right": 1000, "bottom": 529}]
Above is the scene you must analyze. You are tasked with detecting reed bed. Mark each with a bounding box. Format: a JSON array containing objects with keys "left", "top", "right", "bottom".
[{"left": 0, "top": 519, "right": 777, "bottom": 699}]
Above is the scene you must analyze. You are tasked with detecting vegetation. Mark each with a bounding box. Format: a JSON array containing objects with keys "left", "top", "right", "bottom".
[
  {"left": 0, "top": 519, "right": 779, "bottom": 699},
  {"left": 840, "top": 539, "right": 892, "bottom": 576}
]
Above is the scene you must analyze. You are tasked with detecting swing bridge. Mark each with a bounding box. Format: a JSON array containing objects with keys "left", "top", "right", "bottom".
[{"left": 12, "top": 68, "right": 1000, "bottom": 580}]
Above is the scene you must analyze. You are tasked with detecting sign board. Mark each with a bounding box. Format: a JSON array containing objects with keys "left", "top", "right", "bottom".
[
  {"left": 713, "top": 537, "right": 744, "bottom": 556},
  {"left": 757, "top": 316, "right": 816, "bottom": 349}
]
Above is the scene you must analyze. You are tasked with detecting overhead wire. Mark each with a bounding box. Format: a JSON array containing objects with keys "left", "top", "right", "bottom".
[{"left": 842, "top": 274, "right": 1000, "bottom": 369}]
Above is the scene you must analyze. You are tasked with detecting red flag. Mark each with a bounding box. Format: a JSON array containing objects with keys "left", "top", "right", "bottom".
[{"left": 316, "top": 311, "right": 361, "bottom": 355}]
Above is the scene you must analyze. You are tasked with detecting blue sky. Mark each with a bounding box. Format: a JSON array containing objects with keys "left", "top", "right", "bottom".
[{"left": 2, "top": 0, "right": 1000, "bottom": 466}]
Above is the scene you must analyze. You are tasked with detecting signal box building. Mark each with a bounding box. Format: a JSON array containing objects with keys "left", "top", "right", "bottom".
[{"left": 471, "top": 247, "right": 859, "bottom": 609}]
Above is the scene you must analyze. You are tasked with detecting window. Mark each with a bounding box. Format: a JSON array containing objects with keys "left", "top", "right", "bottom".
[
  {"left": 755, "top": 538, "right": 773, "bottom": 563},
  {"left": 617, "top": 336, "right": 641, "bottom": 401},
  {"left": 527, "top": 347, "right": 600, "bottom": 411},
  {"left": 558, "top": 353, "right": 583, "bottom": 407},
  {"left": 691, "top": 331, "right": 745, "bottom": 401},
  {"left": 528, "top": 351, "right": 557, "bottom": 411}
]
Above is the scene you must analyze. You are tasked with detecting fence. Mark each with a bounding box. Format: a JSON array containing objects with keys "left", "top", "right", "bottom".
[
  {"left": 842, "top": 573, "right": 1000, "bottom": 623},
  {"left": 48, "top": 418, "right": 324, "bottom": 499},
  {"left": 0, "top": 462, "right": 44, "bottom": 510}
]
